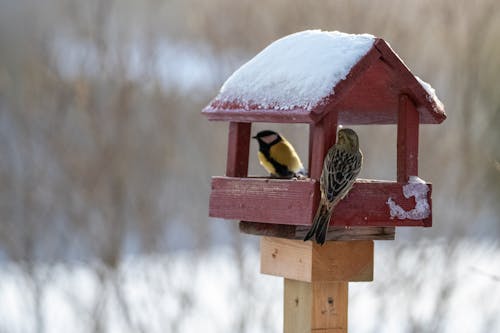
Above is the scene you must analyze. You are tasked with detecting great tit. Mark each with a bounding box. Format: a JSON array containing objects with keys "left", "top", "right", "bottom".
[
  {"left": 304, "top": 128, "right": 363, "bottom": 245},
  {"left": 252, "top": 130, "right": 305, "bottom": 178}
]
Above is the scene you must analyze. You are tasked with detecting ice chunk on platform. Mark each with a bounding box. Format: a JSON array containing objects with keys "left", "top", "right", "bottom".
[{"left": 387, "top": 176, "right": 431, "bottom": 220}]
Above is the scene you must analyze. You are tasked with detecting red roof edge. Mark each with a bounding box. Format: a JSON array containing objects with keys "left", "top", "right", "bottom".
[
  {"left": 202, "top": 104, "right": 313, "bottom": 123},
  {"left": 373, "top": 39, "right": 447, "bottom": 124}
]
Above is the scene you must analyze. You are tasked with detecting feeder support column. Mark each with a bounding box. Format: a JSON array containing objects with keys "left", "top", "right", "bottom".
[
  {"left": 309, "top": 111, "right": 338, "bottom": 179},
  {"left": 397, "top": 95, "right": 419, "bottom": 182},
  {"left": 260, "top": 237, "right": 374, "bottom": 333},
  {"left": 226, "top": 122, "right": 252, "bottom": 177}
]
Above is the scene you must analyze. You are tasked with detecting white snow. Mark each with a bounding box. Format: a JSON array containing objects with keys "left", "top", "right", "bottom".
[
  {"left": 415, "top": 76, "right": 445, "bottom": 110},
  {"left": 218, "top": 30, "right": 375, "bottom": 111},
  {"left": 387, "top": 176, "right": 431, "bottom": 220},
  {"left": 1, "top": 242, "right": 500, "bottom": 333},
  {"left": 408, "top": 175, "right": 426, "bottom": 184}
]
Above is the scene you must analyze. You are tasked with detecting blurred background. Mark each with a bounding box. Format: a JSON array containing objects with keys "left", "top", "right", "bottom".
[{"left": 0, "top": 0, "right": 499, "bottom": 332}]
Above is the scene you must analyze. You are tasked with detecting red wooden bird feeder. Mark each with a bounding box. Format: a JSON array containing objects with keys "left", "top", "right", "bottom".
[
  {"left": 203, "top": 31, "right": 445, "bottom": 238},
  {"left": 202, "top": 30, "right": 446, "bottom": 332}
]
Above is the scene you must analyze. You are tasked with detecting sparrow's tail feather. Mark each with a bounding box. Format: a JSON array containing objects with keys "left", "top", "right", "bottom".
[
  {"left": 303, "top": 202, "right": 332, "bottom": 245},
  {"left": 315, "top": 212, "right": 331, "bottom": 245}
]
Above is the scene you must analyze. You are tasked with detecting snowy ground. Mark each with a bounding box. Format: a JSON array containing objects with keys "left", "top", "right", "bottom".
[{"left": 1, "top": 240, "right": 499, "bottom": 333}]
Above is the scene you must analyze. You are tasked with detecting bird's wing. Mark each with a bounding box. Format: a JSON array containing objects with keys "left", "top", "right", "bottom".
[
  {"left": 269, "top": 140, "right": 304, "bottom": 172},
  {"left": 322, "top": 147, "right": 362, "bottom": 204}
]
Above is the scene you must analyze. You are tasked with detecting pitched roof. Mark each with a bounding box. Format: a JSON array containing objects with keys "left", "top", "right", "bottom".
[{"left": 202, "top": 30, "right": 446, "bottom": 125}]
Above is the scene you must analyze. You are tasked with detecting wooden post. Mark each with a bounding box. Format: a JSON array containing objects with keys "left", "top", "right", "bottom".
[
  {"left": 285, "top": 279, "right": 348, "bottom": 333},
  {"left": 260, "top": 237, "right": 373, "bottom": 333},
  {"left": 309, "top": 111, "right": 338, "bottom": 179},
  {"left": 226, "top": 122, "right": 251, "bottom": 177},
  {"left": 308, "top": 111, "right": 338, "bottom": 225},
  {"left": 397, "top": 95, "right": 419, "bottom": 182}
]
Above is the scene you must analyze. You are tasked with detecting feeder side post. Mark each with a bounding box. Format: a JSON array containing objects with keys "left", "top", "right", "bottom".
[
  {"left": 309, "top": 111, "right": 338, "bottom": 179},
  {"left": 226, "top": 122, "right": 252, "bottom": 177},
  {"left": 397, "top": 95, "right": 419, "bottom": 182}
]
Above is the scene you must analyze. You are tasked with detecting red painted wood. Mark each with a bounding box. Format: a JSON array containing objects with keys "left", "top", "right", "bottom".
[
  {"left": 397, "top": 95, "right": 419, "bottom": 182},
  {"left": 204, "top": 107, "right": 312, "bottom": 123},
  {"left": 335, "top": 59, "right": 399, "bottom": 124},
  {"left": 202, "top": 39, "right": 446, "bottom": 125},
  {"left": 373, "top": 39, "right": 446, "bottom": 124},
  {"left": 209, "top": 177, "right": 432, "bottom": 227},
  {"left": 308, "top": 112, "right": 338, "bottom": 223},
  {"left": 308, "top": 111, "right": 338, "bottom": 179},
  {"left": 210, "top": 177, "right": 317, "bottom": 225},
  {"left": 226, "top": 122, "right": 251, "bottom": 177}
]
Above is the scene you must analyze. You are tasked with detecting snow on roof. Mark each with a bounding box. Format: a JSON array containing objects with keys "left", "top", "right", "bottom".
[
  {"left": 415, "top": 76, "right": 444, "bottom": 111},
  {"left": 218, "top": 30, "right": 375, "bottom": 111}
]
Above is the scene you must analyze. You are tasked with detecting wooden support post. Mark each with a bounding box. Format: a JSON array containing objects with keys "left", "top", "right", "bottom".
[
  {"left": 260, "top": 237, "right": 374, "bottom": 333},
  {"left": 284, "top": 279, "right": 348, "bottom": 333},
  {"left": 397, "top": 95, "right": 419, "bottom": 182},
  {"left": 309, "top": 111, "right": 338, "bottom": 179},
  {"left": 308, "top": 111, "right": 338, "bottom": 224},
  {"left": 226, "top": 122, "right": 251, "bottom": 177}
]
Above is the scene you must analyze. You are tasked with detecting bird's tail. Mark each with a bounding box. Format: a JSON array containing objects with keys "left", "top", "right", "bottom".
[{"left": 303, "top": 202, "right": 333, "bottom": 245}]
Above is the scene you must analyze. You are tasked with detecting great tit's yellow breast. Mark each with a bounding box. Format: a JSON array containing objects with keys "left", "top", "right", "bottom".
[
  {"left": 269, "top": 140, "right": 304, "bottom": 172},
  {"left": 257, "top": 151, "right": 276, "bottom": 174}
]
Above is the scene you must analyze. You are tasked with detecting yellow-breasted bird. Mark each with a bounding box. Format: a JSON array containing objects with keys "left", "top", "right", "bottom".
[
  {"left": 253, "top": 130, "right": 305, "bottom": 178},
  {"left": 304, "top": 128, "right": 362, "bottom": 245}
]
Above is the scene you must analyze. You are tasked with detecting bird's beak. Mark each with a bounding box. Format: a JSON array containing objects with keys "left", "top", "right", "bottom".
[{"left": 252, "top": 135, "right": 257, "bottom": 139}]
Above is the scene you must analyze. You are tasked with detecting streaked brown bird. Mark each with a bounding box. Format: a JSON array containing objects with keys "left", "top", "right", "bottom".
[
  {"left": 253, "top": 130, "right": 305, "bottom": 178},
  {"left": 304, "top": 128, "right": 362, "bottom": 245}
]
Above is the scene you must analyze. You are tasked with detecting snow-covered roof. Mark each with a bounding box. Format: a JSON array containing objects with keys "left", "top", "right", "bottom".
[
  {"left": 203, "top": 30, "right": 446, "bottom": 125},
  {"left": 219, "top": 30, "right": 375, "bottom": 112}
]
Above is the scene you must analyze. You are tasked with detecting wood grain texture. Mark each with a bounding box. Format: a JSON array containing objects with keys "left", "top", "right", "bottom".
[
  {"left": 284, "top": 279, "right": 348, "bottom": 333},
  {"left": 261, "top": 237, "right": 312, "bottom": 282},
  {"left": 397, "top": 95, "right": 419, "bottom": 182},
  {"left": 311, "top": 282, "right": 348, "bottom": 331},
  {"left": 260, "top": 237, "right": 373, "bottom": 282},
  {"left": 210, "top": 177, "right": 432, "bottom": 227},
  {"left": 210, "top": 177, "right": 317, "bottom": 225},
  {"left": 226, "top": 122, "right": 251, "bottom": 177},
  {"left": 311, "top": 241, "right": 373, "bottom": 282},
  {"left": 239, "top": 221, "right": 395, "bottom": 241},
  {"left": 284, "top": 278, "right": 312, "bottom": 333}
]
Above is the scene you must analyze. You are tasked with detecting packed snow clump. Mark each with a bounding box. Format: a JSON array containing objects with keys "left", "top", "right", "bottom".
[
  {"left": 218, "top": 30, "right": 375, "bottom": 111},
  {"left": 387, "top": 176, "right": 430, "bottom": 220}
]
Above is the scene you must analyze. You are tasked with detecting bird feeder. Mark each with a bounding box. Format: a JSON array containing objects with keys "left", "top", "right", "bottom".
[{"left": 202, "top": 31, "right": 446, "bottom": 332}]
